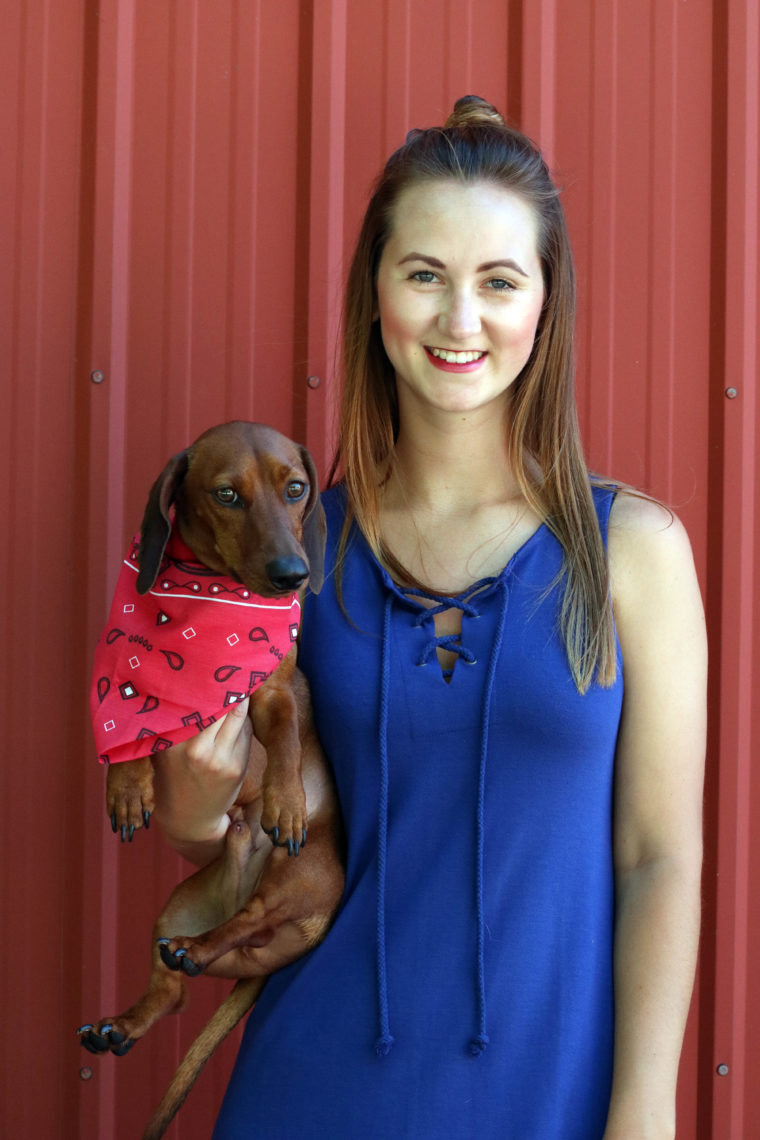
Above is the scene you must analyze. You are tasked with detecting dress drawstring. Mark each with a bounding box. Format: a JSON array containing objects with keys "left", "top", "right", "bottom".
[
  {"left": 374, "top": 576, "right": 510, "bottom": 1058},
  {"left": 470, "top": 577, "right": 510, "bottom": 1056},
  {"left": 375, "top": 593, "right": 395, "bottom": 1056}
]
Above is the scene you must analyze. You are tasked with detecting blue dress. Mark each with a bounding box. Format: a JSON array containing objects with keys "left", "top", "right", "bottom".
[{"left": 214, "top": 485, "right": 623, "bottom": 1139}]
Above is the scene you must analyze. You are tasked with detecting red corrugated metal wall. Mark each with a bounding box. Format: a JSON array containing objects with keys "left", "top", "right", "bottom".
[{"left": 1, "top": 1, "right": 757, "bottom": 1136}]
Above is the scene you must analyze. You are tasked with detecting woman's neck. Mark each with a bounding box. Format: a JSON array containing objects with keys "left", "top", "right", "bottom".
[{"left": 385, "top": 402, "right": 522, "bottom": 514}]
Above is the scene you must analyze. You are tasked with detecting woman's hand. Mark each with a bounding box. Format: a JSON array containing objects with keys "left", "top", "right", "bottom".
[{"left": 151, "top": 697, "right": 253, "bottom": 866}]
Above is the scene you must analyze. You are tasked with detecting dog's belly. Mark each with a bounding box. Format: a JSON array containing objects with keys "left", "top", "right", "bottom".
[{"left": 157, "top": 822, "right": 270, "bottom": 941}]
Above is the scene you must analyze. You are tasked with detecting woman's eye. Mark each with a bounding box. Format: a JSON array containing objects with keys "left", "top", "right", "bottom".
[
  {"left": 410, "top": 271, "right": 438, "bottom": 284},
  {"left": 286, "top": 481, "right": 307, "bottom": 501},
  {"left": 486, "top": 277, "right": 515, "bottom": 292},
  {"left": 214, "top": 487, "right": 240, "bottom": 506}
]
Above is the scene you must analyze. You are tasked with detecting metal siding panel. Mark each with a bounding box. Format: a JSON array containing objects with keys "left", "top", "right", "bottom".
[
  {"left": 710, "top": 1, "right": 760, "bottom": 1137},
  {"left": 2, "top": 1, "right": 759, "bottom": 1136},
  {"left": 78, "top": 4, "right": 306, "bottom": 1137},
  {"left": 0, "top": 2, "right": 91, "bottom": 1138},
  {"left": 305, "top": 0, "right": 347, "bottom": 473}
]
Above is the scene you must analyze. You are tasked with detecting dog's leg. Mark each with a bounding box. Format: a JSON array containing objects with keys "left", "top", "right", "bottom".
[
  {"left": 250, "top": 657, "right": 307, "bottom": 852},
  {"left": 106, "top": 755, "right": 155, "bottom": 842},
  {"left": 157, "top": 821, "right": 339, "bottom": 977},
  {"left": 78, "top": 815, "right": 265, "bottom": 1055},
  {"left": 78, "top": 935, "right": 189, "bottom": 1056}
]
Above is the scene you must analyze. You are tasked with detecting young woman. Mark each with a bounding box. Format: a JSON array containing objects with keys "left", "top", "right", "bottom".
[{"left": 155, "top": 97, "right": 706, "bottom": 1139}]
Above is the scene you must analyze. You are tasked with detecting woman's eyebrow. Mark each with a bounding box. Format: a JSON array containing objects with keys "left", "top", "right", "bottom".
[
  {"left": 479, "top": 258, "right": 529, "bottom": 278},
  {"left": 398, "top": 252, "right": 529, "bottom": 277},
  {"left": 398, "top": 252, "right": 445, "bottom": 268}
]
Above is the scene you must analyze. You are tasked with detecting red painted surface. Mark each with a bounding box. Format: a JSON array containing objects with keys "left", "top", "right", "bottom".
[{"left": 1, "top": 1, "right": 757, "bottom": 1136}]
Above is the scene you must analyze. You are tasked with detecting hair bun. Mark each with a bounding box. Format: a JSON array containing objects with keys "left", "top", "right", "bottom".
[{"left": 444, "top": 95, "right": 505, "bottom": 130}]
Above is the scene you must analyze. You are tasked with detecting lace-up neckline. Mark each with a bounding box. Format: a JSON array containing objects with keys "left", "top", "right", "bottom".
[{"left": 403, "top": 582, "right": 493, "bottom": 676}]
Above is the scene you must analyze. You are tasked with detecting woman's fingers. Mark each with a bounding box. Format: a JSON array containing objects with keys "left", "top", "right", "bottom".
[
  {"left": 213, "top": 696, "right": 251, "bottom": 747},
  {"left": 181, "top": 697, "right": 252, "bottom": 778},
  {"left": 150, "top": 697, "right": 254, "bottom": 864}
]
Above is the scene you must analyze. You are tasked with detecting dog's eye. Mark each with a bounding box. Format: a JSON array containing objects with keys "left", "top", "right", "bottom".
[
  {"left": 285, "top": 481, "right": 307, "bottom": 502},
  {"left": 214, "top": 487, "right": 240, "bottom": 506}
]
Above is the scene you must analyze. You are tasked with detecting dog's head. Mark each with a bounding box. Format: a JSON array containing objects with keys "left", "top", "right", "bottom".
[{"left": 136, "top": 421, "right": 326, "bottom": 598}]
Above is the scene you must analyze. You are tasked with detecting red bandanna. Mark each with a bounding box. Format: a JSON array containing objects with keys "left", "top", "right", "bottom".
[{"left": 90, "top": 533, "right": 301, "bottom": 764}]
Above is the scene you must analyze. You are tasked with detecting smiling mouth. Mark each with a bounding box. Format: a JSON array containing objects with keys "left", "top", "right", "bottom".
[{"left": 426, "top": 347, "right": 487, "bottom": 364}]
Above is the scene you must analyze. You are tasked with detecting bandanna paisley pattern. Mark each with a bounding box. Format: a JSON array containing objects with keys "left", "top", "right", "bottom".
[{"left": 91, "top": 532, "right": 300, "bottom": 765}]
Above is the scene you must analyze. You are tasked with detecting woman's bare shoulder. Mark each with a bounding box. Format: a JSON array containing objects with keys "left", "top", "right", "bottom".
[{"left": 607, "top": 488, "right": 702, "bottom": 631}]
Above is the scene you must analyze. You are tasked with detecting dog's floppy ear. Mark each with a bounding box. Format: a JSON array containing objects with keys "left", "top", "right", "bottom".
[
  {"left": 136, "top": 450, "right": 190, "bottom": 594},
  {"left": 298, "top": 445, "right": 326, "bottom": 594}
]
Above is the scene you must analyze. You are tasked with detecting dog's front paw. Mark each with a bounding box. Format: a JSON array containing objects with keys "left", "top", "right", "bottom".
[
  {"left": 157, "top": 938, "right": 205, "bottom": 977},
  {"left": 260, "top": 779, "right": 307, "bottom": 856},
  {"left": 77, "top": 1020, "right": 136, "bottom": 1057},
  {"left": 106, "top": 756, "right": 155, "bottom": 842}
]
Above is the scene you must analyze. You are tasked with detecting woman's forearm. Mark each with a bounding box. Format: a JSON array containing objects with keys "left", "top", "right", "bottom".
[{"left": 604, "top": 852, "right": 702, "bottom": 1140}]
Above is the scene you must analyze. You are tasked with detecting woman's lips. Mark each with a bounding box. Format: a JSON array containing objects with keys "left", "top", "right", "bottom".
[{"left": 424, "top": 346, "right": 487, "bottom": 372}]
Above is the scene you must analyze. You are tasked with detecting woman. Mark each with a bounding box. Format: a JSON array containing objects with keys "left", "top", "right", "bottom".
[{"left": 156, "top": 97, "right": 706, "bottom": 1139}]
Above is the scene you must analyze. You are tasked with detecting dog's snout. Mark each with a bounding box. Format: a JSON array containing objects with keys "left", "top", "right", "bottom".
[{"left": 265, "top": 556, "right": 309, "bottom": 592}]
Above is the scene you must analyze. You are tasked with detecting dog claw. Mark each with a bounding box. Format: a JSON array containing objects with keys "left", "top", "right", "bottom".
[
  {"left": 159, "top": 942, "right": 181, "bottom": 970},
  {"left": 78, "top": 1021, "right": 135, "bottom": 1057},
  {"left": 159, "top": 940, "right": 197, "bottom": 973},
  {"left": 264, "top": 824, "right": 306, "bottom": 854},
  {"left": 157, "top": 938, "right": 203, "bottom": 976},
  {"left": 110, "top": 813, "right": 117, "bottom": 833},
  {"left": 143, "top": 810, "right": 151, "bottom": 829}
]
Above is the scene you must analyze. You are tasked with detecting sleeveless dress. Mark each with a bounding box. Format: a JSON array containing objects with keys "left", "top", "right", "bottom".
[{"left": 214, "top": 484, "right": 623, "bottom": 1140}]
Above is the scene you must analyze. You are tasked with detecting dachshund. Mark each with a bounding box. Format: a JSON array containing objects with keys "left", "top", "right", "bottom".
[{"left": 78, "top": 421, "right": 344, "bottom": 1138}]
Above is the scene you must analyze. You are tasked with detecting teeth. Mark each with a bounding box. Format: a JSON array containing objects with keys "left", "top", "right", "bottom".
[{"left": 429, "top": 348, "right": 485, "bottom": 364}]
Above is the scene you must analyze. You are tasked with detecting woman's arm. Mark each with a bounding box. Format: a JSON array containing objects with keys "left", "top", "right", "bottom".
[
  {"left": 151, "top": 696, "right": 253, "bottom": 867},
  {"left": 604, "top": 494, "right": 706, "bottom": 1140}
]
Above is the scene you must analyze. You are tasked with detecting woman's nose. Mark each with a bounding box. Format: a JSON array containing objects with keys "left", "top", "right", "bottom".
[{"left": 439, "top": 290, "right": 481, "bottom": 339}]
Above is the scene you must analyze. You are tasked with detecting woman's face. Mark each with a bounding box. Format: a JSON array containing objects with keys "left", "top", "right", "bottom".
[{"left": 375, "top": 179, "right": 545, "bottom": 423}]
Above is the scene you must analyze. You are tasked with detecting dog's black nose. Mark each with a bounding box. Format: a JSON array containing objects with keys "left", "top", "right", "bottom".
[{"left": 265, "top": 556, "right": 309, "bottom": 592}]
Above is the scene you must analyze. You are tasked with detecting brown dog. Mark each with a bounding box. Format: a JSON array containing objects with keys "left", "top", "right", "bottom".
[
  {"left": 79, "top": 422, "right": 344, "bottom": 1137},
  {"left": 97, "top": 420, "right": 328, "bottom": 853}
]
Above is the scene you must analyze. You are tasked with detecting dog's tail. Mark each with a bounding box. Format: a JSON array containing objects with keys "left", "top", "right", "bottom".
[{"left": 142, "top": 976, "right": 264, "bottom": 1140}]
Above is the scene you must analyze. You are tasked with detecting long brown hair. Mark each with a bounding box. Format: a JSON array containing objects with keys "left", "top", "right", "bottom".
[{"left": 328, "top": 95, "right": 616, "bottom": 692}]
